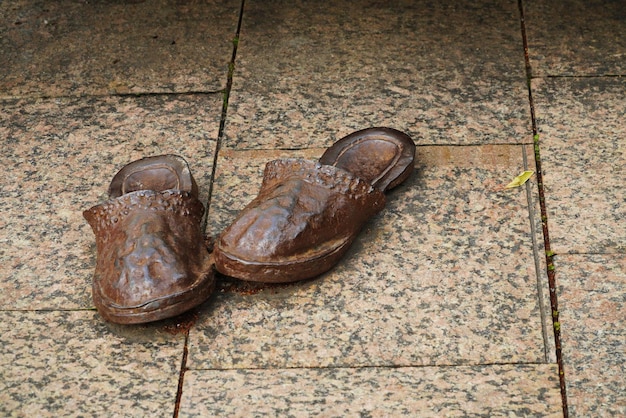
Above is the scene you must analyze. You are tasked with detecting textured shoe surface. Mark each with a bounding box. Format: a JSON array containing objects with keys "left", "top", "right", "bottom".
[
  {"left": 214, "top": 127, "right": 416, "bottom": 283},
  {"left": 84, "top": 155, "right": 214, "bottom": 324},
  {"left": 214, "top": 159, "right": 386, "bottom": 283}
]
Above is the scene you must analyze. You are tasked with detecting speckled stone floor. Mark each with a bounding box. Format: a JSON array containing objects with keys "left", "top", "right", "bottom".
[{"left": 0, "top": 0, "right": 623, "bottom": 416}]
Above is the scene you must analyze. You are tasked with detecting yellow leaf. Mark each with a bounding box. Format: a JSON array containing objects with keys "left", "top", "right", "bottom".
[{"left": 505, "top": 171, "right": 534, "bottom": 189}]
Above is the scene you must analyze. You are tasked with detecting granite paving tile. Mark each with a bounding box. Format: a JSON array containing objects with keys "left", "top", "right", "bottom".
[
  {"left": 224, "top": 0, "right": 531, "bottom": 149},
  {"left": 556, "top": 254, "right": 626, "bottom": 417},
  {"left": 190, "top": 144, "right": 550, "bottom": 369},
  {"left": 179, "top": 364, "right": 562, "bottom": 417},
  {"left": 524, "top": 0, "right": 626, "bottom": 76},
  {"left": 0, "top": 94, "right": 221, "bottom": 310},
  {"left": 0, "top": 310, "right": 185, "bottom": 417},
  {"left": 0, "top": 0, "right": 240, "bottom": 97},
  {"left": 532, "top": 77, "right": 626, "bottom": 254}
]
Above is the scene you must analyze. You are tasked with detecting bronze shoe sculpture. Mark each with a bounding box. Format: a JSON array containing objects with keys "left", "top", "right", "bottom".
[
  {"left": 214, "top": 127, "right": 415, "bottom": 283},
  {"left": 84, "top": 155, "right": 215, "bottom": 324}
]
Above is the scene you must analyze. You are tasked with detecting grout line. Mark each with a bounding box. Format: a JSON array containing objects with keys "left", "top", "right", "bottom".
[
  {"left": 517, "top": 1, "right": 569, "bottom": 416},
  {"left": 172, "top": 332, "right": 190, "bottom": 418},
  {"left": 177, "top": 1, "right": 247, "bottom": 415},
  {"left": 203, "top": 0, "right": 247, "bottom": 234},
  {"left": 521, "top": 144, "right": 551, "bottom": 363},
  {"left": 545, "top": 74, "right": 625, "bottom": 78},
  {"left": 0, "top": 308, "right": 97, "bottom": 313},
  {"left": 221, "top": 142, "right": 538, "bottom": 153},
  {"left": 185, "top": 361, "right": 558, "bottom": 373},
  {"left": 0, "top": 90, "right": 225, "bottom": 102}
]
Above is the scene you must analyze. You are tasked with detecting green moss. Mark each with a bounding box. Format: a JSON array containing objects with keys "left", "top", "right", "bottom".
[{"left": 222, "top": 89, "right": 228, "bottom": 111}]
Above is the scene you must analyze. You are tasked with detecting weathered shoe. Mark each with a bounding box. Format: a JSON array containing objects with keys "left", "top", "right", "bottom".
[
  {"left": 213, "top": 127, "right": 416, "bottom": 283},
  {"left": 84, "top": 155, "right": 215, "bottom": 324}
]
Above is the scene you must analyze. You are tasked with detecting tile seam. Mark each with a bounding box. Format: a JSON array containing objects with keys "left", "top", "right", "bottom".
[
  {"left": 184, "top": 361, "right": 559, "bottom": 373},
  {"left": 172, "top": 333, "right": 190, "bottom": 418},
  {"left": 0, "top": 90, "right": 225, "bottom": 102},
  {"left": 517, "top": 0, "right": 569, "bottom": 415},
  {"left": 179, "top": 2, "right": 247, "bottom": 416},
  {"left": 202, "top": 0, "right": 247, "bottom": 235}
]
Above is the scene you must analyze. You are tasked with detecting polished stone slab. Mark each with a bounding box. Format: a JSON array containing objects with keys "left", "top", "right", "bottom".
[
  {"left": 0, "top": 94, "right": 221, "bottom": 310},
  {"left": 191, "top": 144, "right": 550, "bottom": 369},
  {"left": 224, "top": 0, "right": 531, "bottom": 149},
  {"left": 524, "top": 0, "right": 626, "bottom": 76},
  {"left": 0, "top": 0, "right": 240, "bottom": 97},
  {"left": 556, "top": 254, "right": 626, "bottom": 417},
  {"left": 532, "top": 77, "right": 626, "bottom": 254},
  {"left": 179, "top": 364, "right": 562, "bottom": 417},
  {"left": 0, "top": 310, "right": 185, "bottom": 416}
]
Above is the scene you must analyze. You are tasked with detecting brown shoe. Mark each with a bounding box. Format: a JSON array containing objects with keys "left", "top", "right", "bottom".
[
  {"left": 213, "top": 127, "right": 415, "bottom": 283},
  {"left": 84, "top": 155, "right": 215, "bottom": 324}
]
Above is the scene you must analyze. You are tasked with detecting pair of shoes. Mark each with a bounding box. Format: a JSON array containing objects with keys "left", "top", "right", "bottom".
[{"left": 84, "top": 127, "right": 415, "bottom": 324}]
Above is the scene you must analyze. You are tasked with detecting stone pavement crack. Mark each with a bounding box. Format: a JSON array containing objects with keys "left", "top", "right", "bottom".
[
  {"left": 173, "top": 332, "right": 190, "bottom": 418},
  {"left": 203, "top": 0, "right": 247, "bottom": 235},
  {"left": 179, "top": 2, "right": 247, "bottom": 415},
  {"left": 517, "top": 1, "right": 569, "bottom": 416}
]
